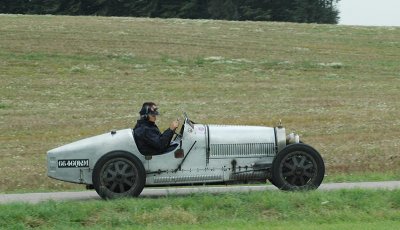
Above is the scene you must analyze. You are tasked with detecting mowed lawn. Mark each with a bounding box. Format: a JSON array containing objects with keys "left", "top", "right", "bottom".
[
  {"left": 0, "top": 15, "right": 399, "bottom": 192},
  {"left": 1, "top": 190, "right": 400, "bottom": 229}
]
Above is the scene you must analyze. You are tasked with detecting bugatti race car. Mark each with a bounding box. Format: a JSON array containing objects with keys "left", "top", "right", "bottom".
[{"left": 47, "top": 113, "right": 325, "bottom": 199}]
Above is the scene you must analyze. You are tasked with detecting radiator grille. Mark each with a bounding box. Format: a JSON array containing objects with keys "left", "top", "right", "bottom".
[{"left": 210, "top": 143, "right": 275, "bottom": 157}]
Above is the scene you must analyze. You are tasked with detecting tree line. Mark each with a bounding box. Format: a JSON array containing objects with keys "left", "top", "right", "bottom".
[{"left": 0, "top": 0, "right": 340, "bottom": 24}]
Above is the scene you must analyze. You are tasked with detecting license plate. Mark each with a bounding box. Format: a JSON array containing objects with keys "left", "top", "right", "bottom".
[{"left": 58, "top": 159, "right": 89, "bottom": 168}]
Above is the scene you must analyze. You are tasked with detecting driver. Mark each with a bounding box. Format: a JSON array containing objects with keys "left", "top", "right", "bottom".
[{"left": 133, "top": 102, "right": 179, "bottom": 156}]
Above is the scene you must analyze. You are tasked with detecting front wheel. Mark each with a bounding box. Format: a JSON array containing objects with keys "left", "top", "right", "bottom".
[
  {"left": 271, "top": 144, "right": 325, "bottom": 190},
  {"left": 93, "top": 151, "right": 145, "bottom": 199}
]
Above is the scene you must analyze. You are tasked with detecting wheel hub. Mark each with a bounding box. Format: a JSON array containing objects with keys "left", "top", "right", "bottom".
[
  {"left": 294, "top": 167, "right": 304, "bottom": 176},
  {"left": 115, "top": 173, "right": 124, "bottom": 183}
]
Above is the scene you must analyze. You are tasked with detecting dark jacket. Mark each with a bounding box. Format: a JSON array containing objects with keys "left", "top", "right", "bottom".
[{"left": 133, "top": 119, "right": 175, "bottom": 156}]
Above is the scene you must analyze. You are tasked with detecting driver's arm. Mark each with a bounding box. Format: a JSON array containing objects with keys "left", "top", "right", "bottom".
[
  {"left": 143, "top": 119, "right": 179, "bottom": 152},
  {"left": 143, "top": 128, "right": 174, "bottom": 152}
]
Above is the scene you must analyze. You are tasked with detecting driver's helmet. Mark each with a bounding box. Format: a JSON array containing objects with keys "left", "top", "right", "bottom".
[{"left": 139, "top": 102, "right": 159, "bottom": 119}]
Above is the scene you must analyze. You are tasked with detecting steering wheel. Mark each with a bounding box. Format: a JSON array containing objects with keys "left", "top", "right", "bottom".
[
  {"left": 173, "top": 113, "right": 185, "bottom": 142},
  {"left": 183, "top": 112, "right": 189, "bottom": 123},
  {"left": 174, "top": 131, "right": 183, "bottom": 139}
]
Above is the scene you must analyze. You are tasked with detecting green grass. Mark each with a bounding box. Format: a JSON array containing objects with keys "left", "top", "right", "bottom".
[
  {"left": 0, "top": 14, "right": 400, "bottom": 192},
  {"left": 324, "top": 171, "right": 400, "bottom": 183},
  {"left": 0, "top": 103, "right": 9, "bottom": 109},
  {"left": 1, "top": 190, "right": 400, "bottom": 229}
]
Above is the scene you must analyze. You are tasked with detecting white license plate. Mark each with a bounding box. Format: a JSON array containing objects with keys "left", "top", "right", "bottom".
[{"left": 58, "top": 159, "right": 89, "bottom": 168}]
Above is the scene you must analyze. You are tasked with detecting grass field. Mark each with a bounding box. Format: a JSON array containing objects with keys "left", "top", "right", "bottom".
[
  {"left": 0, "top": 14, "right": 400, "bottom": 192},
  {"left": 1, "top": 189, "right": 400, "bottom": 229}
]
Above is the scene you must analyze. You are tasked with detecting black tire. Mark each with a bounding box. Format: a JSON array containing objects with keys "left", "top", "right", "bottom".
[
  {"left": 271, "top": 143, "right": 325, "bottom": 191},
  {"left": 92, "top": 151, "right": 145, "bottom": 199},
  {"left": 268, "top": 178, "right": 277, "bottom": 186}
]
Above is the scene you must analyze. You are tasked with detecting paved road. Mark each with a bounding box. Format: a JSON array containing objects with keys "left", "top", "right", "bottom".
[{"left": 1, "top": 181, "right": 400, "bottom": 204}]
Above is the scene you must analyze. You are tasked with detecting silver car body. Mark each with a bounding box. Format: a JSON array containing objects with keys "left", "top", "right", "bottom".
[{"left": 47, "top": 116, "right": 295, "bottom": 186}]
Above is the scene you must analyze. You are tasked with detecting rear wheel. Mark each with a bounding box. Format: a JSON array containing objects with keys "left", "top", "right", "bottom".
[
  {"left": 93, "top": 151, "right": 145, "bottom": 199},
  {"left": 272, "top": 144, "right": 324, "bottom": 190}
]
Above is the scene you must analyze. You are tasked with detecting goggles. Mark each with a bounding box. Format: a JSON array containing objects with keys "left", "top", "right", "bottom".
[{"left": 148, "top": 106, "right": 159, "bottom": 116}]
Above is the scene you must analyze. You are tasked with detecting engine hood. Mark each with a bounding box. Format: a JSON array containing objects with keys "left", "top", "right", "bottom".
[
  {"left": 207, "top": 125, "right": 277, "bottom": 158},
  {"left": 208, "top": 125, "right": 275, "bottom": 144}
]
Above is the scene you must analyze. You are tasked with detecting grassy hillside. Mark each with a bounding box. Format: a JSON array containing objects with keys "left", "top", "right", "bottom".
[{"left": 0, "top": 15, "right": 399, "bottom": 192}]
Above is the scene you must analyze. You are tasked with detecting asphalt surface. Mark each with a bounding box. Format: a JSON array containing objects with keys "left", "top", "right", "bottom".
[{"left": 1, "top": 181, "right": 400, "bottom": 204}]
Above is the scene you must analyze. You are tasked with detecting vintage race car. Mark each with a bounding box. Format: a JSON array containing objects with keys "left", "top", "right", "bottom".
[{"left": 47, "top": 113, "right": 325, "bottom": 199}]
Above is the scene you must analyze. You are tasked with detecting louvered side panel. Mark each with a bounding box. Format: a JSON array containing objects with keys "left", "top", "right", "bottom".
[{"left": 210, "top": 143, "right": 275, "bottom": 158}]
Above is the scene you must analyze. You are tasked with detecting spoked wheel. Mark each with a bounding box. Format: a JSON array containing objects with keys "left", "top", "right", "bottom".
[
  {"left": 272, "top": 144, "right": 325, "bottom": 190},
  {"left": 93, "top": 152, "right": 145, "bottom": 199}
]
